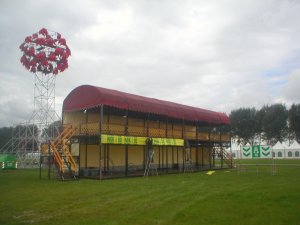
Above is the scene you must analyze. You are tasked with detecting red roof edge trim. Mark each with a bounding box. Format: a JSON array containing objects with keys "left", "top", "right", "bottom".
[{"left": 63, "top": 85, "right": 230, "bottom": 125}]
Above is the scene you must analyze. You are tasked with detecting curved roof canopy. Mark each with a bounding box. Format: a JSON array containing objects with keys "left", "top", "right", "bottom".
[{"left": 63, "top": 85, "right": 230, "bottom": 125}]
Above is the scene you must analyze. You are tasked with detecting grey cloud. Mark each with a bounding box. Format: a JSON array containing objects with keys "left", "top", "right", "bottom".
[
  {"left": 1, "top": 0, "right": 300, "bottom": 127},
  {"left": 281, "top": 70, "right": 300, "bottom": 103},
  {"left": 0, "top": 98, "right": 33, "bottom": 127}
]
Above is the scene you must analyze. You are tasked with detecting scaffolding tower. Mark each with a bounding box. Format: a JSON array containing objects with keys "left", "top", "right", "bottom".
[
  {"left": 0, "top": 73, "right": 60, "bottom": 167},
  {"left": 0, "top": 28, "right": 70, "bottom": 167}
]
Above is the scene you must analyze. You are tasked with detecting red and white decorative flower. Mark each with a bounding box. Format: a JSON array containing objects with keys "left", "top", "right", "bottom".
[{"left": 20, "top": 28, "right": 71, "bottom": 75}]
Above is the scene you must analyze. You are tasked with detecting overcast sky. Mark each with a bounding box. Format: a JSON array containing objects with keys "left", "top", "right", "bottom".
[{"left": 0, "top": 0, "right": 300, "bottom": 127}]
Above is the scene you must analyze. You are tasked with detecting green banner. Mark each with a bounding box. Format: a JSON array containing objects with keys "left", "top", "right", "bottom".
[
  {"left": 243, "top": 147, "right": 251, "bottom": 152},
  {"left": 101, "top": 134, "right": 184, "bottom": 146},
  {"left": 261, "top": 146, "right": 270, "bottom": 157},
  {"left": 242, "top": 146, "right": 251, "bottom": 158},
  {"left": 262, "top": 151, "right": 270, "bottom": 157},
  {"left": 252, "top": 145, "right": 261, "bottom": 158},
  {"left": 242, "top": 145, "right": 271, "bottom": 158},
  {"left": 243, "top": 152, "right": 251, "bottom": 157},
  {"left": 261, "top": 146, "right": 270, "bottom": 151}
]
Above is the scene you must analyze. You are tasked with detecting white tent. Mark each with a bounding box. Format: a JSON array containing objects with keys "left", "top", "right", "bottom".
[
  {"left": 272, "top": 140, "right": 300, "bottom": 159},
  {"left": 286, "top": 141, "right": 300, "bottom": 158},
  {"left": 225, "top": 141, "right": 241, "bottom": 159},
  {"left": 273, "top": 141, "right": 285, "bottom": 150},
  {"left": 282, "top": 140, "right": 290, "bottom": 148},
  {"left": 272, "top": 141, "right": 286, "bottom": 158},
  {"left": 231, "top": 141, "right": 241, "bottom": 151}
]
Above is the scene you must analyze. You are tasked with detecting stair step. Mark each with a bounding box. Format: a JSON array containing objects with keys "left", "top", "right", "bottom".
[{"left": 50, "top": 125, "right": 77, "bottom": 181}]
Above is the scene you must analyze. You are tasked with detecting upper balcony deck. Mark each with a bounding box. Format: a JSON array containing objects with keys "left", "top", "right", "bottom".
[{"left": 66, "top": 121, "right": 230, "bottom": 142}]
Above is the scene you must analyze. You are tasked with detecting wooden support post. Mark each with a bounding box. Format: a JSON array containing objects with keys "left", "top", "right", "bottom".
[
  {"left": 85, "top": 142, "right": 87, "bottom": 169},
  {"left": 85, "top": 109, "right": 88, "bottom": 135},
  {"left": 201, "top": 143, "right": 204, "bottom": 169},
  {"left": 166, "top": 147, "right": 169, "bottom": 172},
  {"left": 146, "top": 113, "right": 149, "bottom": 137},
  {"left": 103, "top": 145, "right": 107, "bottom": 173},
  {"left": 99, "top": 105, "right": 103, "bottom": 180},
  {"left": 125, "top": 110, "right": 128, "bottom": 176},
  {"left": 125, "top": 146, "right": 128, "bottom": 176},
  {"left": 182, "top": 146, "right": 185, "bottom": 172},
  {"left": 162, "top": 147, "right": 164, "bottom": 170},
  {"left": 158, "top": 147, "right": 161, "bottom": 170},
  {"left": 196, "top": 124, "right": 199, "bottom": 169},
  {"left": 182, "top": 119, "right": 184, "bottom": 139},
  {"left": 165, "top": 116, "right": 168, "bottom": 137},
  {"left": 106, "top": 145, "right": 109, "bottom": 173},
  {"left": 176, "top": 146, "right": 179, "bottom": 170},
  {"left": 172, "top": 146, "right": 174, "bottom": 168}
]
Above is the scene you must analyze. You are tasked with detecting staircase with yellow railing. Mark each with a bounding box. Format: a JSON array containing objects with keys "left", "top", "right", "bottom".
[{"left": 50, "top": 124, "right": 77, "bottom": 180}]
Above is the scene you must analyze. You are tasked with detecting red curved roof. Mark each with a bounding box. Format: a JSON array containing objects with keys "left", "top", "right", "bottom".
[{"left": 63, "top": 85, "right": 230, "bottom": 125}]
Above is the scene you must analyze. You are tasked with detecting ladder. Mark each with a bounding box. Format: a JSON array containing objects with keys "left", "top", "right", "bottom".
[
  {"left": 50, "top": 124, "right": 77, "bottom": 180},
  {"left": 144, "top": 149, "right": 158, "bottom": 177},
  {"left": 183, "top": 141, "right": 193, "bottom": 173}
]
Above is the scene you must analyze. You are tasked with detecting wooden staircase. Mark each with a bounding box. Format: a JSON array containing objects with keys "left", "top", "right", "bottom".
[
  {"left": 214, "top": 146, "right": 235, "bottom": 168},
  {"left": 50, "top": 124, "right": 77, "bottom": 180}
]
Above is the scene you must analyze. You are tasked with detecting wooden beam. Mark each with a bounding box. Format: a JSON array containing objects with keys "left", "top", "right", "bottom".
[{"left": 99, "top": 105, "right": 103, "bottom": 180}]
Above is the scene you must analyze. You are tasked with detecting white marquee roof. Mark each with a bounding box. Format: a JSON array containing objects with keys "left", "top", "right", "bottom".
[
  {"left": 272, "top": 141, "right": 286, "bottom": 150},
  {"left": 287, "top": 141, "right": 300, "bottom": 150}
]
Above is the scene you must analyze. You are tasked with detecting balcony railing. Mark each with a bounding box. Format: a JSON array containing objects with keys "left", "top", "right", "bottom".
[{"left": 68, "top": 122, "right": 230, "bottom": 142}]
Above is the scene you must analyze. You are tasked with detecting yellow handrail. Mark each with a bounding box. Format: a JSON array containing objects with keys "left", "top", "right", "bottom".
[
  {"left": 50, "top": 124, "right": 77, "bottom": 175},
  {"left": 50, "top": 142, "right": 64, "bottom": 173}
]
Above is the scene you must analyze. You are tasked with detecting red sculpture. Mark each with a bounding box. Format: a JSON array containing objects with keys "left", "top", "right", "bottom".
[{"left": 19, "top": 28, "right": 71, "bottom": 75}]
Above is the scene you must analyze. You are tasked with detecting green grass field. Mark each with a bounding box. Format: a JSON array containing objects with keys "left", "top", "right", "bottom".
[{"left": 1, "top": 160, "right": 300, "bottom": 225}]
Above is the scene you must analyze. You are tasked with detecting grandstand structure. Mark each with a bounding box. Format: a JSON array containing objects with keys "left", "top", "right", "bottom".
[{"left": 55, "top": 85, "right": 232, "bottom": 179}]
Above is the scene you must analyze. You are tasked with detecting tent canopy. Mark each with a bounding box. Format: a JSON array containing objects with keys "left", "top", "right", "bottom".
[
  {"left": 273, "top": 141, "right": 286, "bottom": 150},
  {"left": 63, "top": 85, "right": 230, "bottom": 125},
  {"left": 287, "top": 141, "right": 300, "bottom": 150}
]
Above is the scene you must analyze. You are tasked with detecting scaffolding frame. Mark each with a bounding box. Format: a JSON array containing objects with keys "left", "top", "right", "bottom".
[{"left": 0, "top": 73, "right": 60, "bottom": 167}]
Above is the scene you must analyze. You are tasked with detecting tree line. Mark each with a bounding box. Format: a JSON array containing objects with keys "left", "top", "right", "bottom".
[
  {"left": 0, "top": 105, "right": 299, "bottom": 149},
  {"left": 230, "top": 103, "right": 300, "bottom": 145},
  {"left": 0, "top": 121, "right": 61, "bottom": 150}
]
